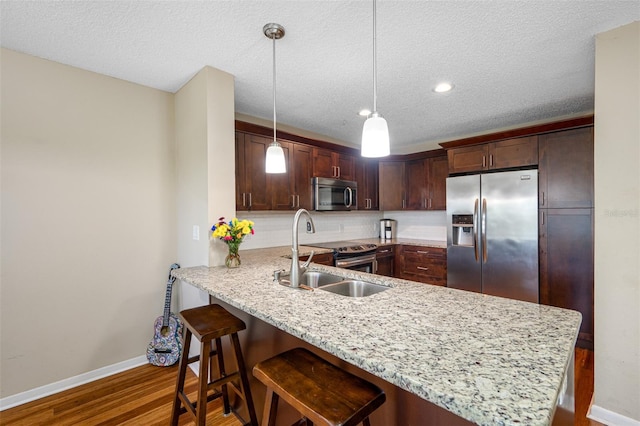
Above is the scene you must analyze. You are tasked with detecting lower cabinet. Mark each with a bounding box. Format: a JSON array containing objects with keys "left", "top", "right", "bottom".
[
  {"left": 300, "top": 252, "right": 334, "bottom": 266},
  {"left": 395, "top": 245, "right": 447, "bottom": 286},
  {"left": 539, "top": 208, "right": 594, "bottom": 349},
  {"left": 375, "top": 245, "right": 395, "bottom": 277}
]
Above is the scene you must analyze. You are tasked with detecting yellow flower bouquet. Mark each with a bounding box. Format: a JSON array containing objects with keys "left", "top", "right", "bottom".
[{"left": 211, "top": 217, "right": 255, "bottom": 268}]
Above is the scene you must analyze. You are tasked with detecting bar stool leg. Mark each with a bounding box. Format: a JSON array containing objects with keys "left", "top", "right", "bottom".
[
  {"left": 262, "top": 388, "right": 279, "bottom": 426},
  {"left": 196, "top": 338, "right": 211, "bottom": 426},
  {"left": 214, "top": 336, "right": 231, "bottom": 415},
  {"left": 230, "top": 332, "right": 259, "bottom": 426},
  {"left": 170, "top": 330, "right": 192, "bottom": 426}
]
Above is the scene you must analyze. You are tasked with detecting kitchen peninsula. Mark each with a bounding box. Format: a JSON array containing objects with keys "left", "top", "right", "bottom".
[{"left": 173, "top": 246, "right": 581, "bottom": 426}]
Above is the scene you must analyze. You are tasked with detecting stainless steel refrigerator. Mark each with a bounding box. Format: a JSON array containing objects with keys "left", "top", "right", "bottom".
[{"left": 446, "top": 170, "right": 539, "bottom": 303}]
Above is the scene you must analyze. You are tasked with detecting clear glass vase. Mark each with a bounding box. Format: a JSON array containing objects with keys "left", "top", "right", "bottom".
[{"left": 225, "top": 243, "right": 241, "bottom": 268}]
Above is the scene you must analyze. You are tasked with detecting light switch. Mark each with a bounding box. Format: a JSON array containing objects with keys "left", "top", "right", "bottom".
[{"left": 192, "top": 225, "right": 200, "bottom": 241}]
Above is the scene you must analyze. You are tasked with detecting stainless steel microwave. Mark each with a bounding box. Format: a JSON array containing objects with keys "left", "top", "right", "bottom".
[{"left": 312, "top": 177, "right": 357, "bottom": 211}]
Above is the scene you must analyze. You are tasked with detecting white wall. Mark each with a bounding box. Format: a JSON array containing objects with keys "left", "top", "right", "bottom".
[
  {"left": 0, "top": 49, "right": 176, "bottom": 398},
  {"left": 593, "top": 21, "right": 640, "bottom": 424}
]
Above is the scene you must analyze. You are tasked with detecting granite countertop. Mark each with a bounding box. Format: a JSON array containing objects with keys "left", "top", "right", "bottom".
[{"left": 173, "top": 246, "right": 581, "bottom": 426}]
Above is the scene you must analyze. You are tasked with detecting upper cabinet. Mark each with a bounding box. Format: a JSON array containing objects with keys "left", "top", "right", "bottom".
[
  {"left": 236, "top": 134, "right": 312, "bottom": 211},
  {"left": 356, "top": 158, "right": 379, "bottom": 210},
  {"left": 447, "top": 136, "right": 538, "bottom": 174},
  {"left": 538, "top": 127, "right": 594, "bottom": 208},
  {"left": 381, "top": 155, "right": 447, "bottom": 211},
  {"left": 312, "top": 148, "right": 355, "bottom": 181}
]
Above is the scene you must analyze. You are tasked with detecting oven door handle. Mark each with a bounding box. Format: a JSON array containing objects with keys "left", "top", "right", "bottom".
[{"left": 335, "top": 253, "right": 376, "bottom": 268}]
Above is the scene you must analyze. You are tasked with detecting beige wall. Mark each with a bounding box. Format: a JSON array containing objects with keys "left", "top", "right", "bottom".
[
  {"left": 593, "top": 22, "right": 640, "bottom": 422},
  {"left": 0, "top": 49, "right": 176, "bottom": 397},
  {"left": 175, "top": 66, "right": 235, "bottom": 313}
]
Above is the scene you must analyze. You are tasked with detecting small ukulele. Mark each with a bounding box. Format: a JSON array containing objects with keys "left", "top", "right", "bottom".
[{"left": 146, "top": 263, "right": 183, "bottom": 367}]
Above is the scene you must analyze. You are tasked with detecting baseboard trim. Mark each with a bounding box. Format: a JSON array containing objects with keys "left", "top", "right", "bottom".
[
  {"left": 589, "top": 404, "right": 640, "bottom": 426},
  {"left": 0, "top": 355, "right": 148, "bottom": 411}
]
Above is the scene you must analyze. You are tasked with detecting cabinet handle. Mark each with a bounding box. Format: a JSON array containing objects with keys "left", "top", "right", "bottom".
[
  {"left": 482, "top": 155, "right": 486, "bottom": 168},
  {"left": 248, "top": 193, "right": 252, "bottom": 208},
  {"left": 489, "top": 154, "right": 494, "bottom": 167},
  {"left": 291, "top": 194, "right": 296, "bottom": 208},
  {"left": 541, "top": 210, "right": 545, "bottom": 226},
  {"left": 297, "top": 194, "right": 300, "bottom": 208},
  {"left": 337, "top": 166, "right": 341, "bottom": 177},
  {"left": 242, "top": 193, "right": 246, "bottom": 207},
  {"left": 541, "top": 191, "right": 545, "bottom": 206},
  {"left": 417, "top": 266, "right": 429, "bottom": 271},
  {"left": 417, "top": 250, "right": 430, "bottom": 254},
  {"left": 380, "top": 249, "right": 390, "bottom": 253},
  {"left": 402, "top": 199, "right": 406, "bottom": 209}
]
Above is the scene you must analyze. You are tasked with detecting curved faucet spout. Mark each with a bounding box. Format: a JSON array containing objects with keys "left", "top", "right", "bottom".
[{"left": 290, "top": 209, "right": 316, "bottom": 288}]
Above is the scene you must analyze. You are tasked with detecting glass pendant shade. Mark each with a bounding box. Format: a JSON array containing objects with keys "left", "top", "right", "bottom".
[
  {"left": 265, "top": 141, "right": 286, "bottom": 173},
  {"left": 361, "top": 112, "right": 390, "bottom": 157}
]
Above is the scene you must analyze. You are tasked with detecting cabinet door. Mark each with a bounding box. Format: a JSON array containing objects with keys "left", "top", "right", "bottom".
[
  {"left": 488, "top": 136, "right": 538, "bottom": 169},
  {"left": 292, "top": 143, "right": 313, "bottom": 210},
  {"left": 242, "top": 134, "right": 271, "bottom": 210},
  {"left": 270, "top": 141, "right": 294, "bottom": 210},
  {"left": 447, "top": 145, "right": 488, "bottom": 174},
  {"left": 539, "top": 208, "right": 594, "bottom": 348},
  {"left": 405, "top": 159, "right": 427, "bottom": 210},
  {"left": 375, "top": 246, "right": 395, "bottom": 276},
  {"left": 379, "top": 161, "right": 405, "bottom": 210},
  {"left": 356, "top": 158, "right": 379, "bottom": 210},
  {"left": 236, "top": 132, "right": 247, "bottom": 210},
  {"left": 312, "top": 148, "right": 334, "bottom": 178},
  {"left": 539, "top": 127, "right": 594, "bottom": 208},
  {"left": 426, "top": 156, "right": 448, "bottom": 210},
  {"left": 336, "top": 152, "right": 356, "bottom": 181}
]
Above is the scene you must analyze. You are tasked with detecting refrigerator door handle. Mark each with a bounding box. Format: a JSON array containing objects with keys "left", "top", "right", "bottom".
[
  {"left": 481, "top": 198, "right": 488, "bottom": 263},
  {"left": 473, "top": 198, "right": 479, "bottom": 262}
]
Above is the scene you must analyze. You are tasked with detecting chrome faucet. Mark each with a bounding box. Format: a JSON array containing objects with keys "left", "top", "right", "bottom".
[{"left": 290, "top": 208, "right": 316, "bottom": 288}]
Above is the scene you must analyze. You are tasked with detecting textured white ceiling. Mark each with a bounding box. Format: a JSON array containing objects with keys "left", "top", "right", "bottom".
[{"left": 1, "top": 1, "right": 638, "bottom": 152}]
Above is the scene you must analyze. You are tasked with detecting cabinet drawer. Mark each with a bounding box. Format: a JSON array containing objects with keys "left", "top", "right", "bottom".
[{"left": 397, "top": 245, "right": 447, "bottom": 285}]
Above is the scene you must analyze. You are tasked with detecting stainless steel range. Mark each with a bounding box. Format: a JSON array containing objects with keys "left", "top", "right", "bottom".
[{"left": 307, "top": 241, "right": 378, "bottom": 273}]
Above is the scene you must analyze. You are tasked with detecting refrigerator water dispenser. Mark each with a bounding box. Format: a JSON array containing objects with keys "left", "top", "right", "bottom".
[{"left": 452, "top": 214, "right": 473, "bottom": 246}]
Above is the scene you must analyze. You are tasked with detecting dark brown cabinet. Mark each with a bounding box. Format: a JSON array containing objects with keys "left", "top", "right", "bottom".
[
  {"left": 375, "top": 245, "right": 395, "bottom": 277},
  {"left": 356, "top": 158, "right": 379, "bottom": 210},
  {"left": 539, "top": 127, "right": 594, "bottom": 208},
  {"left": 539, "top": 208, "right": 593, "bottom": 348},
  {"left": 427, "top": 156, "right": 448, "bottom": 210},
  {"left": 312, "top": 148, "right": 355, "bottom": 181},
  {"left": 379, "top": 161, "right": 405, "bottom": 210},
  {"left": 237, "top": 133, "right": 312, "bottom": 211},
  {"left": 538, "top": 126, "right": 594, "bottom": 349},
  {"left": 300, "top": 252, "right": 334, "bottom": 266},
  {"left": 396, "top": 245, "right": 447, "bottom": 286},
  {"left": 236, "top": 133, "right": 271, "bottom": 211},
  {"left": 447, "top": 136, "right": 538, "bottom": 174}
]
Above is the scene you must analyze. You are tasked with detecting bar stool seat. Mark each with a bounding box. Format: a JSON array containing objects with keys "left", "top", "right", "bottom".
[
  {"left": 253, "top": 348, "right": 386, "bottom": 426},
  {"left": 170, "top": 304, "right": 258, "bottom": 426}
]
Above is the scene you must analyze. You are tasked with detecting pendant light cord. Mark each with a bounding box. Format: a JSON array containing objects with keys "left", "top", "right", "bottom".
[
  {"left": 272, "top": 34, "right": 277, "bottom": 144},
  {"left": 372, "top": 0, "right": 378, "bottom": 114}
]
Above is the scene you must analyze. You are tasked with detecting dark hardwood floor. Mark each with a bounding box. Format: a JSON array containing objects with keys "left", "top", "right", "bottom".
[{"left": 1, "top": 348, "right": 600, "bottom": 425}]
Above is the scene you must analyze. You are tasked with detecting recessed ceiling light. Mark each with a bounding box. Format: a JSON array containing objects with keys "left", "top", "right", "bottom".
[
  {"left": 434, "top": 82, "right": 454, "bottom": 93},
  {"left": 359, "top": 109, "right": 372, "bottom": 117}
]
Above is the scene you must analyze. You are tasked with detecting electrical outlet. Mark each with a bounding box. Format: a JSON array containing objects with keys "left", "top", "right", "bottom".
[{"left": 192, "top": 225, "right": 200, "bottom": 241}]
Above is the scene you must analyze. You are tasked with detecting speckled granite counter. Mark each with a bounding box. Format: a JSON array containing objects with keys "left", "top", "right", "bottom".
[{"left": 173, "top": 246, "right": 580, "bottom": 426}]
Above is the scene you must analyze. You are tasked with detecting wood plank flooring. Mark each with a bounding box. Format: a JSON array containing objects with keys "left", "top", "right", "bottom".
[{"left": 1, "top": 348, "right": 600, "bottom": 425}]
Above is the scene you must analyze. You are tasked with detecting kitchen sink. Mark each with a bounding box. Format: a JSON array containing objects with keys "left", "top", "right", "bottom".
[
  {"left": 278, "top": 270, "right": 344, "bottom": 288},
  {"left": 319, "top": 280, "right": 389, "bottom": 297},
  {"left": 278, "top": 271, "right": 389, "bottom": 297}
]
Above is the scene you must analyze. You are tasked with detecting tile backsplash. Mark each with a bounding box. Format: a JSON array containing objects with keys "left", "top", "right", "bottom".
[{"left": 236, "top": 210, "right": 447, "bottom": 249}]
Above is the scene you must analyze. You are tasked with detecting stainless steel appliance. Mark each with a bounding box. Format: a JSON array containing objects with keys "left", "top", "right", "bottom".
[
  {"left": 312, "top": 177, "right": 357, "bottom": 211},
  {"left": 446, "top": 170, "right": 539, "bottom": 303},
  {"left": 379, "top": 219, "right": 397, "bottom": 240},
  {"left": 307, "top": 241, "right": 377, "bottom": 273}
]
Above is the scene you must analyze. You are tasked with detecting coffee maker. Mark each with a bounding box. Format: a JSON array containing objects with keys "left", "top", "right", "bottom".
[{"left": 380, "top": 219, "right": 397, "bottom": 240}]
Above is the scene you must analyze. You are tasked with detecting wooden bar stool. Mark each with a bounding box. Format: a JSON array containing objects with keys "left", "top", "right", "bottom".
[
  {"left": 252, "top": 348, "right": 386, "bottom": 426},
  {"left": 170, "top": 304, "right": 258, "bottom": 426}
]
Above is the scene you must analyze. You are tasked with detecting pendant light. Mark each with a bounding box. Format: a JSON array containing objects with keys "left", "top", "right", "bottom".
[
  {"left": 264, "top": 23, "right": 287, "bottom": 174},
  {"left": 361, "top": 0, "right": 390, "bottom": 158}
]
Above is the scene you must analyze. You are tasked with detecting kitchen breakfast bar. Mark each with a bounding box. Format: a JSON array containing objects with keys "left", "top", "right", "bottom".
[{"left": 172, "top": 245, "right": 581, "bottom": 426}]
